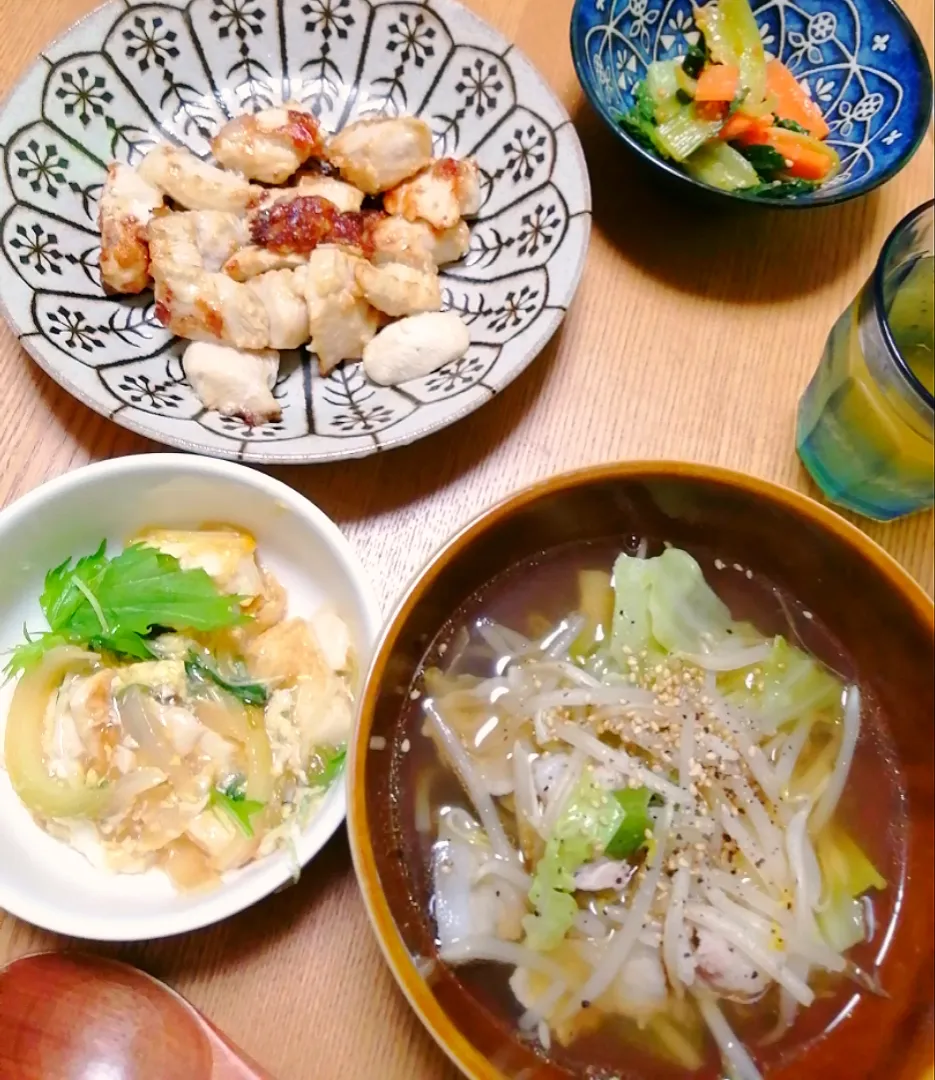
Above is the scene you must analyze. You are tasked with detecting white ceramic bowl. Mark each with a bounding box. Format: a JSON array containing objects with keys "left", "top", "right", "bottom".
[{"left": 0, "top": 454, "right": 381, "bottom": 940}]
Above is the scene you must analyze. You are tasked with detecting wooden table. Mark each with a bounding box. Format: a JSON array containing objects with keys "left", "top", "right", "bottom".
[{"left": 0, "top": 1, "right": 932, "bottom": 1077}]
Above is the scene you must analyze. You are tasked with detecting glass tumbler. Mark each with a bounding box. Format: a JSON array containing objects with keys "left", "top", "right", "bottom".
[{"left": 796, "top": 200, "right": 934, "bottom": 521}]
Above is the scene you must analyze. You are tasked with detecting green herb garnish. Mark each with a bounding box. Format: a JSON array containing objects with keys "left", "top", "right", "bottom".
[
  {"left": 681, "top": 43, "right": 706, "bottom": 81},
  {"left": 774, "top": 117, "right": 809, "bottom": 134},
  {"left": 185, "top": 652, "right": 268, "bottom": 706},
  {"left": 743, "top": 178, "right": 820, "bottom": 199},
  {"left": 727, "top": 87, "right": 750, "bottom": 116},
  {"left": 209, "top": 781, "right": 265, "bottom": 838},
  {"left": 605, "top": 787, "right": 656, "bottom": 859},
  {"left": 307, "top": 746, "right": 347, "bottom": 790},
  {"left": 737, "top": 143, "right": 787, "bottom": 180},
  {"left": 5, "top": 541, "right": 248, "bottom": 678}
]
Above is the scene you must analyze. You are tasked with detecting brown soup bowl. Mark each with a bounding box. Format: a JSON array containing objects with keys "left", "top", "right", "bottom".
[{"left": 347, "top": 462, "right": 934, "bottom": 1080}]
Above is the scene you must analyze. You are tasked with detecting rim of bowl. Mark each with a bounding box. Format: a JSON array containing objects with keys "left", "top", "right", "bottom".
[
  {"left": 348, "top": 459, "right": 935, "bottom": 1080},
  {"left": 872, "top": 197, "right": 935, "bottom": 412},
  {"left": 0, "top": 453, "right": 382, "bottom": 941},
  {"left": 568, "top": 0, "right": 935, "bottom": 210},
  {"left": 0, "top": 0, "right": 592, "bottom": 467}
]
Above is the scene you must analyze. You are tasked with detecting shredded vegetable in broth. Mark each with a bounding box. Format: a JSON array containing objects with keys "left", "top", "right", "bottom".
[
  {"left": 2, "top": 527, "right": 354, "bottom": 891},
  {"left": 401, "top": 542, "right": 902, "bottom": 1079}
]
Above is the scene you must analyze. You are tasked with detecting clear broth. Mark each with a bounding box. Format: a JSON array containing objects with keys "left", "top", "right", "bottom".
[{"left": 391, "top": 537, "right": 908, "bottom": 1079}]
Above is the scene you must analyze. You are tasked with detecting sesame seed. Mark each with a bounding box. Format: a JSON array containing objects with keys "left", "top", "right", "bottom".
[{"left": 401, "top": 739, "right": 411, "bottom": 753}]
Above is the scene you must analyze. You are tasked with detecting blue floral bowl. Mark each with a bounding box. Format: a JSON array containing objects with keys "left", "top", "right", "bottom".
[{"left": 570, "top": 0, "right": 933, "bottom": 207}]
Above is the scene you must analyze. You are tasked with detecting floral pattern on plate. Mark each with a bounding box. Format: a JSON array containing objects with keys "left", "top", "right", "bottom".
[{"left": 0, "top": 0, "right": 590, "bottom": 463}]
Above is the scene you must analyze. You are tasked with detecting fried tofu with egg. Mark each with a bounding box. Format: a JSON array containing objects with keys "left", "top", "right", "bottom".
[
  {"left": 245, "top": 617, "right": 330, "bottom": 686},
  {"left": 211, "top": 105, "right": 325, "bottom": 184},
  {"left": 98, "top": 162, "right": 165, "bottom": 294},
  {"left": 383, "top": 157, "right": 482, "bottom": 230},
  {"left": 134, "top": 527, "right": 266, "bottom": 597},
  {"left": 326, "top": 116, "right": 433, "bottom": 194}
]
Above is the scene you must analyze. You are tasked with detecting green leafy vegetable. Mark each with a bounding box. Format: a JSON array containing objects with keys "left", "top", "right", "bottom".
[
  {"left": 606, "top": 787, "right": 655, "bottom": 859},
  {"left": 209, "top": 780, "right": 265, "bottom": 838},
  {"left": 743, "top": 178, "right": 820, "bottom": 199},
  {"left": 5, "top": 541, "right": 248, "bottom": 678},
  {"left": 727, "top": 87, "right": 750, "bottom": 116},
  {"left": 647, "top": 548, "right": 757, "bottom": 655},
  {"left": 718, "top": 636, "right": 843, "bottom": 731},
  {"left": 89, "top": 631, "right": 156, "bottom": 661},
  {"left": 816, "top": 825, "right": 886, "bottom": 951},
  {"left": 685, "top": 141, "right": 760, "bottom": 191},
  {"left": 615, "top": 82, "right": 665, "bottom": 156},
  {"left": 307, "top": 745, "right": 347, "bottom": 789},
  {"left": 523, "top": 767, "right": 627, "bottom": 951},
  {"left": 737, "top": 142, "right": 787, "bottom": 179},
  {"left": 608, "top": 553, "right": 665, "bottom": 669},
  {"left": 185, "top": 652, "right": 268, "bottom": 706},
  {"left": 774, "top": 117, "right": 809, "bottom": 134},
  {"left": 655, "top": 107, "right": 722, "bottom": 161},
  {"left": 681, "top": 43, "right": 707, "bottom": 81}
]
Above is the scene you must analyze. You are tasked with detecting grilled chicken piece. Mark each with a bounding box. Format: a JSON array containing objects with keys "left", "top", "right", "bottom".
[
  {"left": 258, "top": 174, "right": 365, "bottom": 214},
  {"left": 211, "top": 105, "right": 325, "bottom": 184},
  {"left": 148, "top": 210, "right": 248, "bottom": 277},
  {"left": 139, "top": 144, "right": 258, "bottom": 212},
  {"left": 250, "top": 193, "right": 338, "bottom": 254},
  {"left": 149, "top": 213, "right": 267, "bottom": 348},
  {"left": 370, "top": 215, "right": 470, "bottom": 271},
  {"left": 354, "top": 260, "right": 441, "bottom": 318},
  {"left": 223, "top": 247, "right": 308, "bottom": 282},
  {"left": 98, "top": 163, "right": 165, "bottom": 294},
  {"left": 246, "top": 268, "right": 310, "bottom": 350},
  {"left": 155, "top": 271, "right": 270, "bottom": 349},
  {"left": 182, "top": 341, "right": 280, "bottom": 425},
  {"left": 383, "top": 157, "right": 482, "bottom": 230},
  {"left": 303, "top": 246, "right": 380, "bottom": 375},
  {"left": 326, "top": 116, "right": 433, "bottom": 195}
]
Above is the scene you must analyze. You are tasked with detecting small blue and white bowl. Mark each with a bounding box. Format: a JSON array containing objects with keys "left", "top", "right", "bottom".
[{"left": 570, "top": 0, "right": 933, "bottom": 207}]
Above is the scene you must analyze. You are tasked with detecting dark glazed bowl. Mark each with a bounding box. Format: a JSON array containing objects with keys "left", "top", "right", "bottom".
[
  {"left": 569, "top": 0, "right": 933, "bottom": 208},
  {"left": 348, "top": 462, "right": 934, "bottom": 1080}
]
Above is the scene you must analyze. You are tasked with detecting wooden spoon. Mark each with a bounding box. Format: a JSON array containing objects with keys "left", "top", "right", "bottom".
[{"left": 0, "top": 951, "right": 273, "bottom": 1080}]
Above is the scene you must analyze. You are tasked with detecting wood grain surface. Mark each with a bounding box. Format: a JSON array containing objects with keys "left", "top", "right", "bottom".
[{"left": 0, "top": 2, "right": 932, "bottom": 1079}]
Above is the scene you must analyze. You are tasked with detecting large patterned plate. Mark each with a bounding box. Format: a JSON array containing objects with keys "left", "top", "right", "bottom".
[{"left": 0, "top": 0, "right": 591, "bottom": 463}]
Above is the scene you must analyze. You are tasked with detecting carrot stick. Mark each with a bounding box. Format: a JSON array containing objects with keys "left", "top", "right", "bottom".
[
  {"left": 695, "top": 100, "right": 728, "bottom": 123},
  {"left": 765, "top": 59, "right": 830, "bottom": 139},
  {"left": 720, "top": 112, "right": 773, "bottom": 142},
  {"left": 695, "top": 64, "right": 740, "bottom": 102},
  {"left": 743, "top": 126, "right": 834, "bottom": 179}
]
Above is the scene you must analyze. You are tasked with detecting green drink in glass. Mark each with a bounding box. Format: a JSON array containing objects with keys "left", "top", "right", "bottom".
[{"left": 797, "top": 200, "right": 934, "bottom": 521}]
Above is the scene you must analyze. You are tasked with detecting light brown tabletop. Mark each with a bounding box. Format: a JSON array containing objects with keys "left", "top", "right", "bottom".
[{"left": 0, "top": 1, "right": 933, "bottom": 1077}]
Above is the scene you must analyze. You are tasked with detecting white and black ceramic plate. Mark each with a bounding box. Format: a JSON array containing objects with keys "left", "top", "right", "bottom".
[{"left": 0, "top": 0, "right": 591, "bottom": 463}]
